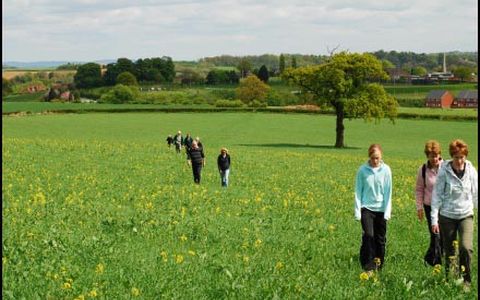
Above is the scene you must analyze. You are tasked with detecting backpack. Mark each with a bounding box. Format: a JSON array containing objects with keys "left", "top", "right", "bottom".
[{"left": 424, "top": 233, "right": 442, "bottom": 266}]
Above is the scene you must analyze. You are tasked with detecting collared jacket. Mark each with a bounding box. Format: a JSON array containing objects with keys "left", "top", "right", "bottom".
[
  {"left": 217, "top": 154, "right": 231, "bottom": 171},
  {"left": 415, "top": 160, "right": 443, "bottom": 210},
  {"left": 355, "top": 160, "right": 392, "bottom": 220},
  {"left": 431, "top": 159, "right": 478, "bottom": 226}
]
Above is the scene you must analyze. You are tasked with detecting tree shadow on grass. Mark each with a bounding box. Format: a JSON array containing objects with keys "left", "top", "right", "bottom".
[{"left": 237, "top": 143, "right": 361, "bottom": 150}]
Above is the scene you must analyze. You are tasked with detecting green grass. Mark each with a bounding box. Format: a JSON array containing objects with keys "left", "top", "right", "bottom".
[
  {"left": 384, "top": 83, "right": 477, "bottom": 95},
  {"left": 3, "top": 102, "right": 478, "bottom": 121},
  {"left": 2, "top": 92, "right": 44, "bottom": 102},
  {"left": 2, "top": 113, "right": 478, "bottom": 298},
  {"left": 397, "top": 107, "right": 477, "bottom": 117}
]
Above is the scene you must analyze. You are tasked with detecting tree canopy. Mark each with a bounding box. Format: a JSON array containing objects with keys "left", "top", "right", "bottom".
[
  {"left": 237, "top": 58, "right": 252, "bottom": 78},
  {"left": 236, "top": 75, "right": 270, "bottom": 106},
  {"left": 257, "top": 65, "right": 269, "bottom": 83},
  {"left": 74, "top": 62, "right": 103, "bottom": 88},
  {"left": 282, "top": 52, "right": 398, "bottom": 148},
  {"left": 116, "top": 71, "right": 138, "bottom": 86}
]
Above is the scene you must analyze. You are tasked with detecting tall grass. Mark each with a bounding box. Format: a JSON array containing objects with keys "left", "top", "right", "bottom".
[{"left": 2, "top": 113, "right": 478, "bottom": 298}]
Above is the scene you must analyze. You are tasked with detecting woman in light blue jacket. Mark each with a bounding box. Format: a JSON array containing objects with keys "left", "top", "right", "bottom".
[
  {"left": 355, "top": 144, "right": 392, "bottom": 272},
  {"left": 431, "top": 139, "right": 477, "bottom": 289}
]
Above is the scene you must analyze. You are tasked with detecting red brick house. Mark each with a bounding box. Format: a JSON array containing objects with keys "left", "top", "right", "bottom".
[
  {"left": 425, "top": 90, "right": 454, "bottom": 108},
  {"left": 451, "top": 90, "right": 478, "bottom": 108}
]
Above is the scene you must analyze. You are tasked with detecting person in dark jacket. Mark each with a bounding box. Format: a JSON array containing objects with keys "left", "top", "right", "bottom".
[
  {"left": 166, "top": 134, "right": 174, "bottom": 148},
  {"left": 187, "top": 140, "right": 205, "bottom": 184},
  {"left": 217, "top": 147, "right": 231, "bottom": 187},
  {"left": 183, "top": 133, "right": 193, "bottom": 152}
]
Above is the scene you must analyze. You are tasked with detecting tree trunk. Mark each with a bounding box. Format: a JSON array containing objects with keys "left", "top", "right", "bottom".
[{"left": 334, "top": 103, "right": 345, "bottom": 148}]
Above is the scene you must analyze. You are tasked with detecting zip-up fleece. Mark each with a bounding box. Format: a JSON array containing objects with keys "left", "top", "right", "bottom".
[
  {"left": 355, "top": 161, "right": 392, "bottom": 220},
  {"left": 431, "top": 159, "right": 478, "bottom": 226}
]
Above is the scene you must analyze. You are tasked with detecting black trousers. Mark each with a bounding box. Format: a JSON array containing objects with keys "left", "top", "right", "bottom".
[
  {"left": 192, "top": 164, "right": 203, "bottom": 184},
  {"left": 360, "top": 208, "right": 387, "bottom": 271},
  {"left": 424, "top": 204, "right": 443, "bottom": 255}
]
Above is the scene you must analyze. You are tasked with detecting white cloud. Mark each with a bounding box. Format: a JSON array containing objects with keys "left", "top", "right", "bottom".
[{"left": 2, "top": 0, "right": 477, "bottom": 61}]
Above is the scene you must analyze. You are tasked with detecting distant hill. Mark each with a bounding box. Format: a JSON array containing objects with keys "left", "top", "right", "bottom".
[{"left": 2, "top": 59, "right": 116, "bottom": 69}]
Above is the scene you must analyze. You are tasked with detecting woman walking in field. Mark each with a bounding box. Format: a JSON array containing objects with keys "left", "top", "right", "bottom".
[
  {"left": 431, "top": 139, "right": 477, "bottom": 291},
  {"left": 217, "top": 147, "right": 231, "bottom": 187},
  {"left": 415, "top": 140, "right": 443, "bottom": 266},
  {"left": 355, "top": 144, "right": 392, "bottom": 273}
]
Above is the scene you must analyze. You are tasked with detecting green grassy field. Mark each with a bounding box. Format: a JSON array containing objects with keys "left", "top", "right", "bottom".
[
  {"left": 2, "top": 101, "right": 478, "bottom": 121},
  {"left": 384, "top": 83, "right": 477, "bottom": 95},
  {"left": 2, "top": 113, "right": 478, "bottom": 299}
]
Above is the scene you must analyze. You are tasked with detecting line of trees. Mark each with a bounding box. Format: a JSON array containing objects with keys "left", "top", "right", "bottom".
[
  {"left": 74, "top": 57, "right": 175, "bottom": 89},
  {"left": 197, "top": 51, "right": 477, "bottom": 77}
]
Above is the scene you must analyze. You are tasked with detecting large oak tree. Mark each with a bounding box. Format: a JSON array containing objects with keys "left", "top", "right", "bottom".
[{"left": 282, "top": 52, "right": 398, "bottom": 148}]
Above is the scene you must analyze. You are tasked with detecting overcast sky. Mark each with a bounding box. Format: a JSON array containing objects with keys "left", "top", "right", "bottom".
[{"left": 2, "top": 0, "right": 478, "bottom": 62}]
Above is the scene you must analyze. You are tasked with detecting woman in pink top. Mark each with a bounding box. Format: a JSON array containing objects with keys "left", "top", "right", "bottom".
[{"left": 415, "top": 140, "right": 443, "bottom": 264}]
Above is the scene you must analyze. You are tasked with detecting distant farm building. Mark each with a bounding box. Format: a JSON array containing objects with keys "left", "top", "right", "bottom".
[
  {"left": 451, "top": 90, "right": 478, "bottom": 108},
  {"left": 18, "top": 83, "right": 47, "bottom": 94},
  {"left": 44, "top": 83, "right": 75, "bottom": 102},
  {"left": 425, "top": 90, "right": 454, "bottom": 108}
]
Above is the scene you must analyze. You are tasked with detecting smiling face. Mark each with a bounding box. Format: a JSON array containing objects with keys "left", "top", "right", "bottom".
[
  {"left": 452, "top": 153, "right": 466, "bottom": 170},
  {"left": 369, "top": 149, "right": 382, "bottom": 168},
  {"left": 427, "top": 152, "right": 441, "bottom": 168}
]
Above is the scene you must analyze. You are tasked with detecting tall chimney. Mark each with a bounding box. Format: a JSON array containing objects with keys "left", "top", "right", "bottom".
[{"left": 443, "top": 53, "right": 447, "bottom": 73}]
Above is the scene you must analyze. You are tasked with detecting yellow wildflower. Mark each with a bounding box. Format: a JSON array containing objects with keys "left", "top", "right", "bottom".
[
  {"left": 95, "top": 263, "right": 105, "bottom": 274},
  {"left": 188, "top": 250, "right": 196, "bottom": 256},
  {"left": 88, "top": 289, "right": 98, "bottom": 297},
  {"left": 175, "top": 255, "right": 184, "bottom": 264},
  {"left": 74, "top": 295, "right": 85, "bottom": 300},
  {"left": 360, "top": 272, "right": 369, "bottom": 281},
  {"left": 62, "top": 282, "right": 72, "bottom": 289},
  {"left": 131, "top": 287, "right": 140, "bottom": 297},
  {"left": 180, "top": 234, "right": 188, "bottom": 242},
  {"left": 160, "top": 251, "right": 168, "bottom": 262},
  {"left": 275, "top": 261, "right": 284, "bottom": 270},
  {"left": 254, "top": 239, "right": 262, "bottom": 248}
]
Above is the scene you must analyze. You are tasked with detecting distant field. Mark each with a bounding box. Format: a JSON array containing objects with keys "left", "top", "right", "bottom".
[
  {"left": 384, "top": 83, "right": 477, "bottom": 95},
  {"left": 2, "top": 69, "right": 76, "bottom": 80},
  {"left": 2, "top": 101, "right": 477, "bottom": 121}
]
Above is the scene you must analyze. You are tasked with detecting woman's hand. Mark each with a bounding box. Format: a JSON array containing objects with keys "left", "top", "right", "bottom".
[{"left": 417, "top": 209, "right": 424, "bottom": 221}]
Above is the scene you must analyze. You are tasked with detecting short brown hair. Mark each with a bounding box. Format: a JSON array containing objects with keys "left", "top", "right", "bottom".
[
  {"left": 424, "top": 140, "right": 441, "bottom": 156},
  {"left": 449, "top": 139, "right": 468, "bottom": 157},
  {"left": 368, "top": 144, "right": 382, "bottom": 157}
]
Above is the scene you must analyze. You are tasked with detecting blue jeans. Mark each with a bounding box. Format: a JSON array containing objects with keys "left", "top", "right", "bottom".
[{"left": 220, "top": 169, "right": 230, "bottom": 187}]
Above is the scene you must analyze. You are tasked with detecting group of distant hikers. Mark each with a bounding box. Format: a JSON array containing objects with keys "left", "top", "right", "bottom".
[{"left": 166, "top": 131, "right": 231, "bottom": 187}]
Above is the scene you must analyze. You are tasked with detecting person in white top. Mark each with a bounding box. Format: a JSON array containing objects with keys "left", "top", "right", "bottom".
[{"left": 431, "top": 139, "right": 478, "bottom": 289}]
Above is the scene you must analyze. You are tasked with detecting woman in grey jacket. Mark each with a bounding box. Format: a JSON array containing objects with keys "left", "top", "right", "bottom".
[{"left": 431, "top": 139, "right": 478, "bottom": 289}]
